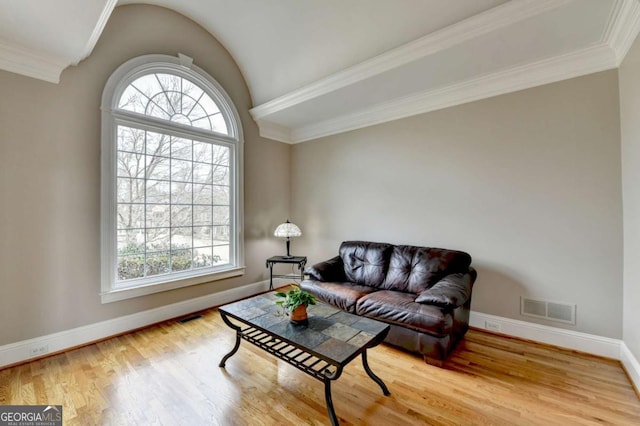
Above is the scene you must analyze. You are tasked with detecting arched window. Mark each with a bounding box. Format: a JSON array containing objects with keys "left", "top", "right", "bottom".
[{"left": 100, "top": 54, "right": 244, "bottom": 303}]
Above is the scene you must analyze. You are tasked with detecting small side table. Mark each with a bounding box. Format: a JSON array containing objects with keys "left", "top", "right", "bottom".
[{"left": 266, "top": 256, "right": 307, "bottom": 290}]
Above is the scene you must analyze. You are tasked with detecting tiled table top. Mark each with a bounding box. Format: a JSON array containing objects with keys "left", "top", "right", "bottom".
[{"left": 219, "top": 292, "right": 389, "bottom": 364}]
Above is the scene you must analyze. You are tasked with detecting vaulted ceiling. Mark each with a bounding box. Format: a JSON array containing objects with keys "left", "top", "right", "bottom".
[{"left": 1, "top": 0, "right": 639, "bottom": 143}]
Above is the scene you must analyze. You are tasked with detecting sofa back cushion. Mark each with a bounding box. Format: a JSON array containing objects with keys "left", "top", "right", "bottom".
[
  {"left": 339, "top": 241, "right": 393, "bottom": 288},
  {"left": 382, "top": 245, "right": 472, "bottom": 294}
]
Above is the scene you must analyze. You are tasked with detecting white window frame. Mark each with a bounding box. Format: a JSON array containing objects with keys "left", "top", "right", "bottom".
[{"left": 100, "top": 54, "right": 244, "bottom": 303}]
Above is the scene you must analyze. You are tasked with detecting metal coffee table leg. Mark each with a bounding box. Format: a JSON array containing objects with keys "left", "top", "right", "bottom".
[
  {"left": 324, "top": 379, "right": 339, "bottom": 426},
  {"left": 362, "top": 350, "right": 390, "bottom": 396},
  {"left": 218, "top": 312, "right": 242, "bottom": 367},
  {"left": 323, "top": 367, "right": 343, "bottom": 426}
]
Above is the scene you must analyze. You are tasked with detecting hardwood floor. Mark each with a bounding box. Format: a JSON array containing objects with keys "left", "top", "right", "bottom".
[{"left": 1, "top": 307, "right": 638, "bottom": 425}]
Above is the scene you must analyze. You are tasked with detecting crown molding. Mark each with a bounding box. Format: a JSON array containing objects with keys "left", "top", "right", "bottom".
[
  {"left": 603, "top": 0, "right": 640, "bottom": 65},
  {"left": 286, "top": 43, "right": 616, "bottom": 143},
  {"left": 0, "top": 39, "right": 69, "bottom": 83},
  {"left": 252, "top": 0, "right": 640, "bottom": 144},
  {"left": 76, "top": 0, "right": 118, "bottom": 65},
  {"left": 0, "top": 0, "right": 116, "bottom": 82},
  {"left": 256, "top": 120, "right": 293, "bottom": 144},
  {"left": 249, "top": 0, "right": 573, "bottom": 122}
]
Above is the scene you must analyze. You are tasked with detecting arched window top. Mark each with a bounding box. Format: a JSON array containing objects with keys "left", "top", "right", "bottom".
[
  {"left": 118, "top": 72, "right": 228, "bottom": 135},
  {"left": 104, "top": 54, "right": 241, "bottom": 140}
]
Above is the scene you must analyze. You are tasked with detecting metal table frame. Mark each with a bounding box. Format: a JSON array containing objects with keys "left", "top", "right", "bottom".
[
  {"left": 266, "top": 256, "right": 307, "bottom": 290},
  {"left": 219, "top": 308, "right": 390, "bottom": 426}
]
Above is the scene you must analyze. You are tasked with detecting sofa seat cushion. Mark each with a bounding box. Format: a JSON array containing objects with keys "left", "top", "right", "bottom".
[
  {"left": 356, "top": 290, "right": 452, "bottom": 337},
  {"left": 300, "top": 280, "right": 377, "bottom": 313}
]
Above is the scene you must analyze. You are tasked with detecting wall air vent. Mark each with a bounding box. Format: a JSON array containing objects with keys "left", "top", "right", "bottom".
[{"left": 520, "top": 297, "right": 576, "bottom": 325}]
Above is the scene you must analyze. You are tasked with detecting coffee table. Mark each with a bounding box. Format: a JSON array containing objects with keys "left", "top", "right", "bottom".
[{"left": 218, "top": 292, "right": 391, "bottom": 426}]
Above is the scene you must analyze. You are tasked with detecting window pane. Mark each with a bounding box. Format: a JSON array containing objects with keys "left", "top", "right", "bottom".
[
  {"left": 117, "top": 151, "right": 145, "bottom": 178},
  {"left": 210, "top": 113, "right": 228, "bottom": 135},
  {"left": 117, "top": 204, "right": 144, "bottom": 230},
  {"left": 118, "top": 255, "right": 145, "bottom": 280},
  {"left": 146, "top": 94, "right": 172, "bottom": 120},
  {"left": 181, "top": 95, "right": 199, "bottom": 118},
  {"left": 199, "top": 95, "right": 222, "bottom": 121},
  {"left": 118, "top": 86, "right": 148, "bottom": 114},
  {"left": 130, "top": 74, "right": 163, "bottom": 100},
  {"left": 194, "top": 184, "right": 212, "bottom": 205},
  {"left": 154, "top": 74, "right": 181, "bottom": 116},
  {"left": 146, "top": 155, "right": 170, "bottom": 181},
  {"left": 171, "top": 182, "right": 192, "bottom": 204},
  {"left": 193, "top": 246, "right": 213, "bottom": 268},
  {"left": 213, "top": 225, "right": 230, "bottom": 244},
  {"left": 146, "top": 228, "right": 170, "bottom": 252},
  {"left": 191, "top": 115, "right": 212, "bottom": 131},
  {"left": 117, "top": 126, "right": 145, "bottom": 153},
  {"left": 171, "top": 227, "right": 192, "bottom": 249},
  {"left": 117, "top": 178, "right": 144, "bottom": 203},
  {"left": 181, "top": 79, "right": 204, "bottom": 109},
  {"left": 194, "top": 226, "right": 212, "bottom": 247},
  {"left": 212, "top": 165, "right": 229, "bottom": 185},
  {"left": 213, "top": 145, "right": 229, "bottom": 166},
  {"left": 188, "top": 104, "right": 208, "bottom": 122},
  {"left": 146, "top": 204, "right": 170, "bottom": 228},
  {"left": 193, "top": 163, "right": 212, "bottom": 184},
  {"left": 172, "top": 159, "right": 192, "bottom": 182},
  {"left": 146, "top": 132, "right": 171, "bottom": 157},
  {"left": 213, "top": 245, "right": 230, "bottom": 264},
  {"left": 146, "top": 180, "right": 170, "bottom": 204},
  {"left": 193, "top": 206, "right": 212, "bottom": 226},
  {"left": 166, "top": 91, "right": 183, "bottom": 118},
  {"left": 172, "top": 205, "right": 192, "bottom": 227},
  {"left": 172, "top": 137, "right": 192, "bottom": 161},
  {"left": 146, "top": 251, "right": 170, "bottom": 276},
  {"left": 193, "top": 141, "right": 212, "bottom": 163},
  {"left": 117, "top": 229, "right": 144, "bottom": 255},
  {"left": 171, "top": 249, "right": 192, "bottom": 272},
  {"left": 212, "top": 206, "right": 229, "bottom": 225},
  {"left": 212, "top": 185, "right": 229, "bottom": 205},
  {"left": 156, "top": 74, "right": 181, "bottom": 95}
]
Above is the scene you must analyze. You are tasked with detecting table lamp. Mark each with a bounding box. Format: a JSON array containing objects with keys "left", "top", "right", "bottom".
[{"left": 274, "top": 220, "right": 302, "bottom": 258}]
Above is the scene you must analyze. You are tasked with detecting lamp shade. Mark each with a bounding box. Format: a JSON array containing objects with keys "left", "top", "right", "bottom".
[{"left": 274, "top": 220, "right": 302, "bottom": 238}]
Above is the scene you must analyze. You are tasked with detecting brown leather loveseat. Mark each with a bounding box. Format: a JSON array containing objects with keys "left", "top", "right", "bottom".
[{"left": 301, "top": 241, "right": 477, "bottom": 365}]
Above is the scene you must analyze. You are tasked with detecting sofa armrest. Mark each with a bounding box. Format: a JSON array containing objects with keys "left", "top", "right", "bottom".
[
  {"left": 306, "top": 256, "right": 346, "bottom": 282},
  {"left": 415, "top": 272, "right": 474, "bottom": 309}
]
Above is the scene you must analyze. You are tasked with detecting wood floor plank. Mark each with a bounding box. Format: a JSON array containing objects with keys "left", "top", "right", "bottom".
[{"left": 1, "top": 308, "right": 638, "bottom": 425}]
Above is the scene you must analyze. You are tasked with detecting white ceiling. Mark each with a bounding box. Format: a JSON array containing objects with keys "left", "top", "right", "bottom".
[{"left": 1, "top": 0, "right": 639, "bottom": 143}]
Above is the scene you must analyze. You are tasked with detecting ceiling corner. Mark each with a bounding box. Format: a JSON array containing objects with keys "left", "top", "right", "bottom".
[
  {"left": 0, "top": 40, "right": 67, "bottom": 83},
  {"left": 76, "top": 0, "right": 119, "bottom": 65},
  {"left": 255, "top": 120, "right": 293, "bottom": 144},
  {"left": 603, "top": 0, "right": 640, "bottom": 65},
  {"left": 0, "top": 0, "right": 117, "bottom": 83}
]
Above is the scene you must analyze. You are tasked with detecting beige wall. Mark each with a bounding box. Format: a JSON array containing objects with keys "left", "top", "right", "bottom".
[
  {"left": 0, "top": 5, "right": 290, "bottom": 346},
  {"left": 0, "top": 4, "right": 628, "bottom": 348},
  {"left": 620, "top": 35, "right": 640, "bottom": 360},
  {"left": 291, "top": 70, "right": 623, "bottom": 338}
]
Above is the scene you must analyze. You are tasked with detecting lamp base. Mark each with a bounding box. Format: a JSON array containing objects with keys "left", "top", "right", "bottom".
[{"left": 281, "top": 255, "right": 294, "bottom": 259}]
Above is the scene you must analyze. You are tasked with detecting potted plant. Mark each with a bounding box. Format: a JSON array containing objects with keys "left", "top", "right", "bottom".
[{"left": 275, "top": 286, "right": 317, "bottom": 325}]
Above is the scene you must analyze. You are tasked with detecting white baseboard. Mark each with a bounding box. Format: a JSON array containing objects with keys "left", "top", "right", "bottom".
[
  {"left": 621, "top": 342, "right": 640, "bottom": 394},
  {"left": 1, "top": 291, "right": 636, "bottom": 384},
  {"left": 469, "top": 311, "right": 622, "bottom": 360},
  {"left": 0, "top": 279, "right": 286, "bottom": 369}
]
